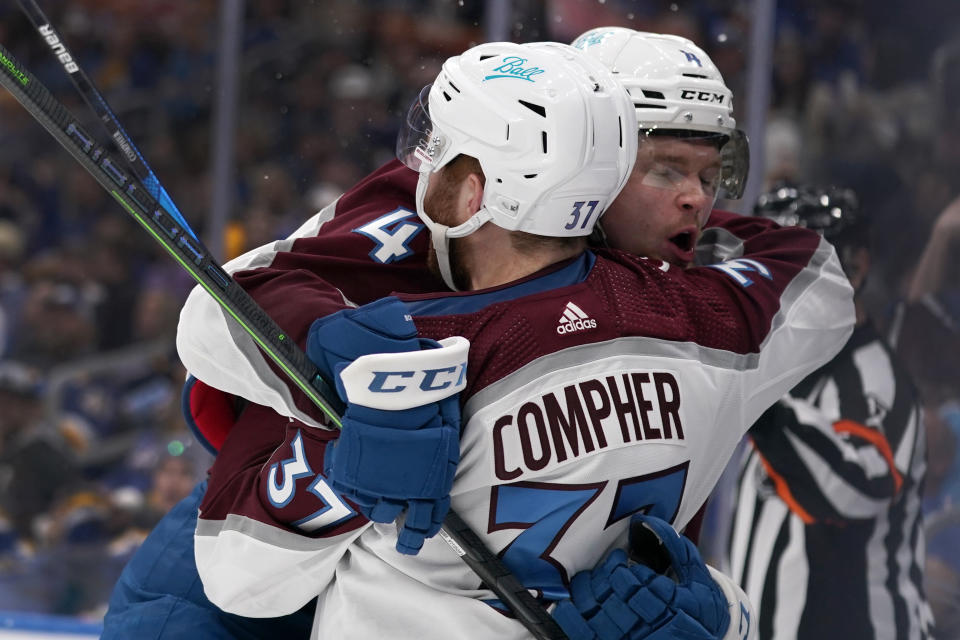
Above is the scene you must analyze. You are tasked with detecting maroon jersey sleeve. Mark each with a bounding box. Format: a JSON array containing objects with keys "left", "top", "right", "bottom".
[
  {"left": 271, "top": 158, "right": 445, "bottom": 305},
  {"left": 199, "top": 402, "right": 367, "bottom": 538},
  {"left": 177, "top": 159, "right": 445, "bottom": 427}
]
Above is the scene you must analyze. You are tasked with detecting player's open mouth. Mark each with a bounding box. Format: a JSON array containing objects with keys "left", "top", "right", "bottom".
[{"left": 669, "top": 231, "right": 694, "bottom": 252}]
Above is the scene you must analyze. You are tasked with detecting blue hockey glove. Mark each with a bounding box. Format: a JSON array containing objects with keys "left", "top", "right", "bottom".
[
  {"left": 552, "top": 514, "right": 754, "bottom": 640},
  {"left": 306, "top": 296, "right": 467, "bottom": 555}
]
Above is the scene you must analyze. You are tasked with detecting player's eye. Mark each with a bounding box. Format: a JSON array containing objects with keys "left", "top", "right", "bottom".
[
  {"left": 700, "top": 168, "right": 721, "bottom": 195},
  {"left": 652, "top": 165, "right": 675, "bottom": 178}
]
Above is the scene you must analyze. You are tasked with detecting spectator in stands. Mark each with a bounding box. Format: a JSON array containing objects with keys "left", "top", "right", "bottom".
[{"left": 0, "top": 361, "right": 80, "bottom": 543}]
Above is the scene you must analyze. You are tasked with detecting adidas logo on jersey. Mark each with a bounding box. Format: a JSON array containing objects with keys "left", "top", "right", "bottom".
[{"left": 556, "top": 301, "right": 596, "bottom": 334}]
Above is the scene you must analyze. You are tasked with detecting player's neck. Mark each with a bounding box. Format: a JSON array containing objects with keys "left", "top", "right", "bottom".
[{"left": 459, "top": 225, "right": 585, "bottom": 290}]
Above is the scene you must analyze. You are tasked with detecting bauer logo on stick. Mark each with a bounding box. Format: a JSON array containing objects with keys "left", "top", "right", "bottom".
[{"left": 38, "top": 25, "right": 78, "bottom": 73}]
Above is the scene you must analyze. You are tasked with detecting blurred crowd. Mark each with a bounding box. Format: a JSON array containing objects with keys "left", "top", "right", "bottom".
[{"left": 0, "top": 0, "right": 957, "bottom": 629}]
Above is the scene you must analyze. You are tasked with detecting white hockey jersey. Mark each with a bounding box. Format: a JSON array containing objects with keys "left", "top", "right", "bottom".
[{"left": 178, "top": 199, "right": 854, "bottom": 638}]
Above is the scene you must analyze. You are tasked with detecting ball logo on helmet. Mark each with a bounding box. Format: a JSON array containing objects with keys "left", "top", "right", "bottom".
[{"left": 483, "top": 57, "right": 547, "bottom": 83}]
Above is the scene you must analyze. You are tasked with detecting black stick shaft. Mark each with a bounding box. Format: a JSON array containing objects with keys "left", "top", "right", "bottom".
[
  {"left": 16, "top": 0, "right": 197, "bottom": 239},
  {"left": 0, "top": 40, "right": 567, "bottom": 640}
]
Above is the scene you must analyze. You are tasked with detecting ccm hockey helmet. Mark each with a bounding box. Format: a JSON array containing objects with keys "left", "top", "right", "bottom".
[{"left": 572, "top": 27, "right": 749, "bottom": 200}]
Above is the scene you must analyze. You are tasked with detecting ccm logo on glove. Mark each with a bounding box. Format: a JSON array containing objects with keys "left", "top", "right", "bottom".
[{"left": 339, "top": 336, "right": 469, "bottom": 410}]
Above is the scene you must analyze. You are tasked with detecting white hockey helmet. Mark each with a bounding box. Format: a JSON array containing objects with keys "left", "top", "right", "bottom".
[
  {"left": 397, "top": 41, "right": 638, "bottom": 288},
  {"left": 572, "top": 27, "right": 749, "bottom": 199}
]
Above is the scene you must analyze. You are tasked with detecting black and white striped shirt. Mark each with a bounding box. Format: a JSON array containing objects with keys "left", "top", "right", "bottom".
[{"left": 727, "top": 322, "right": 934, "bottom": 640}]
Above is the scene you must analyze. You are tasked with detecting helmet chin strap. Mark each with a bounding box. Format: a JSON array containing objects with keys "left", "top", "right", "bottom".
[{"left": 415, "top": 170, "right": 493, "bottom": 292}]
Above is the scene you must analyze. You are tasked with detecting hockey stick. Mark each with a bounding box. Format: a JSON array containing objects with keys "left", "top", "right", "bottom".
[
  {"left": 15, "top": 0, "right": 198, "bottom": 240},
  {"left": 0, "top": 41, "right": 568, "bottom": 640}
]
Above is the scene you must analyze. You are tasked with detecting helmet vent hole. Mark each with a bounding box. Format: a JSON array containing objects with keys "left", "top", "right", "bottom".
[
  {"left": 642, "top": 90, "right": 665, "bottom": 99},
  {"left": 682, "top": 73, "right": 708, "bottom": 79},
  {"left": 541, "top": 131, "right": 548, "bottom": 153},
  {"left": 442, "top": 91, "right": 452, "bottom": 102},
  {"left": 518, "top": 99, "right": 547, "bottom": 118},
  {"left": 619, "top": 116, "right": 623, "bottom": 147},
  {"left": 479, "top": 54, "right": 496, "bottom": 61},
  {"left": 635, "top": 102, "right": 667, "bottom": 110},
  {"left": 524, "top": 174, "right": 538, "bottom": 179},
  {"left": 448, "top": 81, "right": 460, "bottom": 93}
]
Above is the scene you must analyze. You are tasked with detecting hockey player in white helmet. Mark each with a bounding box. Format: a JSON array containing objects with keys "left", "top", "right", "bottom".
[
  {"left": 573, "top": 27, "right": 749, "bottom": 267},
  {"left": 106, "top": 31, "right": 853, "bottom": 640},
  {"left": 177, "top": 37, "right": 854, "bottom": 640}
]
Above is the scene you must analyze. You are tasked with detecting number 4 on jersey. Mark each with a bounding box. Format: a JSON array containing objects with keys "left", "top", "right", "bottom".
[{"left": 354, "top": 208, "right": 424, "bottom": 264}]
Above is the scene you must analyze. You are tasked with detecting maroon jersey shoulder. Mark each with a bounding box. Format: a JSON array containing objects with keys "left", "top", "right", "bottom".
[
  {"left": 320, "top": 158, "right": 419, "bottom": 233},
  {"left": 408, "top": 254, "right": 744, "bottom": 398},
  {"left": 270, "top": 159, "right": 443, "bottom": 304},
  {"left": 409, "top": 219, "right": 822, "bottom": 400}
]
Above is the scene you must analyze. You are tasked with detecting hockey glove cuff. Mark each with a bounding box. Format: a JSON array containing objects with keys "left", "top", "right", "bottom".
[{"left": 306, "top": 297, "right": 467, "bottom": 555}]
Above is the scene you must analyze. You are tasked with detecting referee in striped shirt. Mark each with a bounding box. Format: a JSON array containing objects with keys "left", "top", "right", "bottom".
[{"left": 726, "top": 185, "right": 935, "bottom": 639}]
